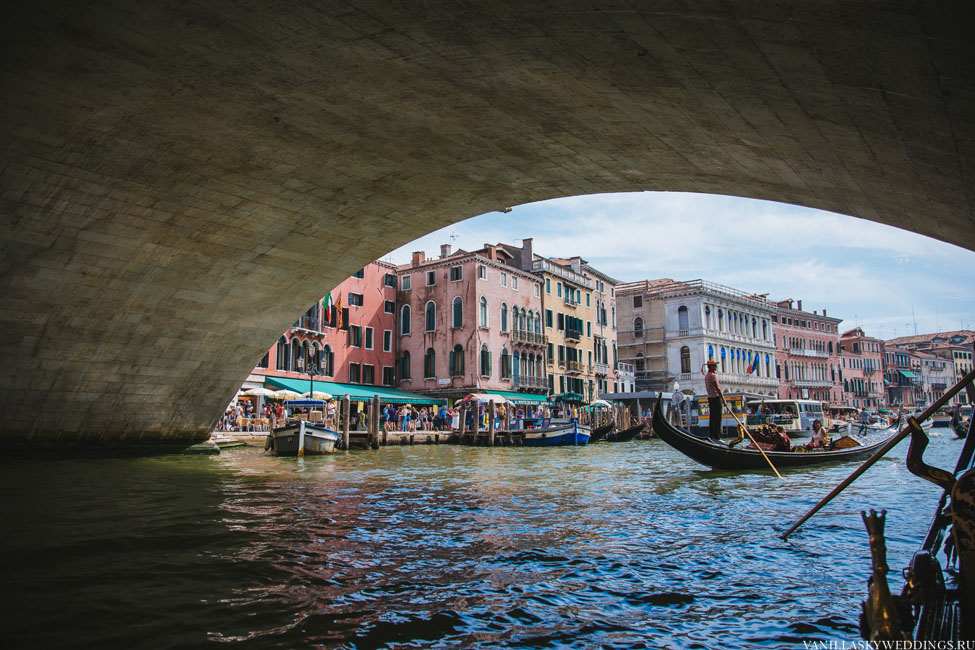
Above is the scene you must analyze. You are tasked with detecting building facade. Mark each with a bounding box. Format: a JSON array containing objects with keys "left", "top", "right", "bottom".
[
  {"left": 584, "top": 263, "right": 620, "bottom": 398},
  {"left": 616, "top": 280, "right": 671, "bottom": 391},
  {"left": 771, "top": 299, "right": 843, "bottom": 403},
  {"left": 395, "top": 245, "right": 545, "bottom": 401},
  {"left": 252, "top": 260, "right": 399, "bottom": 389},
  {"left": 837, "top": 327, "right": 886, "bottom": 410},
  {"left": 886, "top": 330, "right": 974, "bottom": 405}
]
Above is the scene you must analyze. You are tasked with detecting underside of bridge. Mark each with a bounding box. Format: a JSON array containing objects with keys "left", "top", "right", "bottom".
[{"left": 0, "top": 1, "right": 972, "bottom": 449}]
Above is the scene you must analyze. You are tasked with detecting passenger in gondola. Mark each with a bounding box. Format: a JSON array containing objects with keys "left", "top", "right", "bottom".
[{"left": 805, "top": 419, "right": 829, "bottom": 450}]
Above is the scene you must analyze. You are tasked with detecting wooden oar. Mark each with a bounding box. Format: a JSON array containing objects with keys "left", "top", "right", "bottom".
[
  {"left": 721, "top": 395, "right": 784, "bottom": 480},
  {"left": 782, "top": 367, "right": 975, "bottom": 540}
]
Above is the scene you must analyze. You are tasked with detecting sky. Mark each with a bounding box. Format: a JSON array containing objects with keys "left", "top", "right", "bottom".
[{"left": 383, "top": 192, "right": 975, "bottom": 341}]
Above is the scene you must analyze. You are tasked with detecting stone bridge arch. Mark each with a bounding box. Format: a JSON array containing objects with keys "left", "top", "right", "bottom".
[{"left": 1, "top": 1, "right": 972, "bottom": 449}]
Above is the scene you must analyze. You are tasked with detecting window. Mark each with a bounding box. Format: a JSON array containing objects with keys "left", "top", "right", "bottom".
[
  {"left": 501, "top": 303, "right": 508, "bottom": 332},
  {"left": 450, "top": 266, "right": 462, "bottom": 281},
  {"left": 512, "top": 276, "right": 518, "bottom": 291},
  {"left": 452, "top": 296, "right": 463, "bottom": 328},
  {"left": 534, "top": 284, "right": 540, "bottom": 298},
  {"left": 400, "top": 352, "right": 411, "bottom": 380},
  {"left": 275, "top": 337, "right": 288, "bottom": 370},
  {"left": 633, "top": 295, "right": 643, "bottom": 309},
  {"left": 634, "top": 317, "right": 644, "bottom": 338},
  {"left": 546, "top": 309, "right": 553, "bottom": 328},
  {"left": 321, "top": 344, "right": 334, "bottom": 376},
  {"left": 362, "top": 364, "right": 375, "bottom": 385},
  {"left": 480, "top": 344, "right": 491, "bottom": 377},
  {"left": 425, "top": 301, "right": 436, "bottom": 331},
  {"left": 678, "top": 305, "right": 689, "bottom": 330},
  {"left": 557, "top": 313, "right": 564, "bottom": 331},
  {"left": 364, "top": 327, "right": 374, "bottom": 350},
  {"left": 424, "top": 348, "right": 436, "bottom": 378},
  {"left": 586, "top": 293, "right": 591, "bottom": 307},
  {"left": 478, "top": 264, "right": 487, "bottom": 280},
  {"left": 400, "top": 304, "right": 411, "bottom": 335},
  {"left": 384, "top": 273, "right": 397, "bottom": 288},
  {"left": 479, "top": 296, "right": 488, "bottom": 328},
  {"left": 545, "top": 278, "right": 551, "bottom": 294},
  {"left": 349, "top": 362, "right": 361, "bottom": 383},
  {"left": 587, "top": 321, "right": 591, "bottom": 337},
  {"left": 557, "top": 282, "right": 562, "bottom": 297},
  {"left": 449, "top": 344, "right": 464, "bottom": 376},
  {"left": 350, "top": 325, "right": 362, "bottom": 347},
  {"left": 383, "top": 330, "right": 392, "bottom": 353},
  {"left": 382, "top": 366, "right": 394, "bottom": 386},
  {"left": 353, "top": 268, "right": 364, "bottom": 279},
  {"left": 679, "top": 346, "right": 691, "bottom": 374},
  {"left": 384, "top": 300, "right": 395, "bottom": 314},
  {"left": 500, "top": 271, "right": 507, "bottom": 287},
  {"left": 501, "top": 349, "right": 511, "bottom": 379},
  {"left": 401, "top": 275, "right": 412, "bottom": 290}
]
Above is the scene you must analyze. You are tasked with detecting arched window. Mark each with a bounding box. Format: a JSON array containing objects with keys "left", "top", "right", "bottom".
[
  {"left": 634, "top": 317, "right": 644, "bottom": 338},
  {"left": 762, "top": 320, "right": 768, "bottom": 340},
  {"left": 400, "top": 351, "right": 411, "bottom": 380},
  {"left": 321, "top": 344, "right": 334, "bottom": 376},
  {"left": 479, "top": 296, "right": 488, "bottom": 328},
  {"left": 452, "top": 296, "right": 463, "bottom": 328},
  {"left": 680, "top": 346, "right": 691, "bottom": 374},
  {"left": 449, "top": 344, "right": 465, "bottom": 376},
  {"left": 480, "top": 344, "right": 491, "bottom": 377},
  {"left": 707, "top": 344, "right": 714, "bottom": 360},
  {"left": 717, "top": 309, "right": 724, "bottom": 330},
  {"left": 425, "top": 301, "right": 436, "bottom": 331},
  {"left": 635, "top": 352, "right": 645, "bottom": 372},
  {"left": 292, "top": 341, "right": 303, "bottom": 373},
  {"left": 720, "top": 347, "right": 727, "bottom": 373},
  {"left": 424, "top": 348, "right": 436, "bottom": 378},
  {"left": 501, "top": 303, "right": 508, "bottom": 331},
  {"left": 752, "top": 317, "right": 757, "bottom": 338},
  {"left": 678, "top": 305, "right": 689, "bottom": 330},
  {"left": 400, "top": 304, "right": 411, "bottom": 335},
  {"left": 275, "top": 336, "right": 288, "bottom": 370},
  {"left": 513, "top": 350, "right": 520, "bottom": 379},
  {"left": 704, "top": 305, "right": 712, "bottom": 329},
  {"left": 828, "top": 341, "right": 834, "bottom": 354},
  {"left": 519, "top": 308, "right": 527, "bottom": 331},
  {"left": 501, "top": 348, "right": 511, "bottom": 379}
]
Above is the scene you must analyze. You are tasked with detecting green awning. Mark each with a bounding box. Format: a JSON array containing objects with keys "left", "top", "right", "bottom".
[
  {"left": 264, "top": 377, "right": 445, "bottom": 405},
  {"left": 483, "top": 390, "right": 549, "bottom": 406},
  {"left": 899, "top": 370, "right": 918, "bottom": 379},
  {"left": 549, "top": 392, "right": 584, "bottom": 402}
]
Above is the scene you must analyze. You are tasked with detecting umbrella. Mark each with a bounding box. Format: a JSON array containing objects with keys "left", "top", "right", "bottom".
[
  {"left": 242, "top": 387, "right": 277, "bottom": 397},
  {"left": 303, "top": 390, "right": 333, "bottom": 400},
  {"left": 590, "top": 399, "right": 612, "bottom": 408},
  {"left": 272, "top": 389, "right": 302, "bottom": 399}
]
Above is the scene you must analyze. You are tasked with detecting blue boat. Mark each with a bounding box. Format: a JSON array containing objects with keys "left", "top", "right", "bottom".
[{"left": 516, "top": 418, "right": 591, "bottom": 447}]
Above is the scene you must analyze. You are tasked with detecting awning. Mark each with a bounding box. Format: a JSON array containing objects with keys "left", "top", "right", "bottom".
[
  {"left": 482, "top": 390, "right": 549, "bottom": 405},
  {"left": 549, "top": 391, "right": 584, "bottom": 402},
  {"left": 899, "top": 370, "right": 918, "bottom": 379},
  {"left": 264, "top": 377, "right": 445, "bottom": 405}
]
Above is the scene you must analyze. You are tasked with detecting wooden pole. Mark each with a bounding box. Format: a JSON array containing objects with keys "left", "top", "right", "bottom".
[
  {"left": 341, "top": 395, "right": 350, "bottom": 450},
  {"left": 297, "top": 418, "right": 305, "bottom": 457},
  {"left": 488, "top": 400, "right": 496, "bottom": 447},
  {"left": 458, "top": 407, "right": 467, "bottom": 444},
  {"left": 782, "top": 367, "right": 975, "bottom": 540},
  {"left": 371, "top": 395, "right": 381, "bottom": 449}
]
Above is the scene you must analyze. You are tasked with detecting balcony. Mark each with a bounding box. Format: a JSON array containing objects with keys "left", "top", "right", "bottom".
[
  {"left": 788, "top": 379, "right": 834, "bottom": 388},
  {"left": 789, "top": 347, "right": 829, "bottom": 358},
  {"left": 594, "top": 361, "right": 609, "bottom": 375},
  {"left": 564, "top": 295, "right": 579, "bottom": 307},
  {"left": 513, "top": 375, "right": 548, "bottom": 390},
  {"left": 565, "top": 360, "right": 583, "bottom": 374},
  {"left": 565, "top": 327, "right": 583, "bottom": 342},
  {"left": 510, "top": 329, "right": 544, "bottom": 346},
  {"left": 292, "top": 316, "right": 324, "bottom": 335}
]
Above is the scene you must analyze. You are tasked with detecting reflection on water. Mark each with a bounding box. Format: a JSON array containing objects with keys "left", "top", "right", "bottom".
[{"left": 0, "top": 433, "right": 960, "bottom": 649}]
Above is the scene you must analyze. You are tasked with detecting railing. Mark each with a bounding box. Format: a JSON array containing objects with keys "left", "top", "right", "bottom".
[
  {"left": 510, "top": 329, "right": 544, "bottom": 346},
  {"left": 532, "top": 258, "right": 594, "bottom": 289},
  {"left": 564, "top": 295, "right": 579, "bottom": 307},
  {"left": 594, "top": 362, "right": 609, "bottom": 375},
  {"left": 565, "top": 360, "right": 583, "bottom": 373},
  {"left": 514, "top": 375, "right": 548, "bottom": 389},
  {"left": 789, "top": 347, "right": 829, "bottom": 358},
  {"left": 677, "top": 329, "right": 689, "bottom": 337},
  {"left": 788, "top": 379, "right": 834, "bottom": 388},
  {"left": 565, "top": 327, "right": 583, "bottom": 341},
  {"left": 293, "top": 316, "right": 322, "bottom": 333}
]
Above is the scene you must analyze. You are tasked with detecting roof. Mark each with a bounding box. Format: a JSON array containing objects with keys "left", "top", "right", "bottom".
[{"left": 886, "top": 330, "right": 975, "bottom": 346}]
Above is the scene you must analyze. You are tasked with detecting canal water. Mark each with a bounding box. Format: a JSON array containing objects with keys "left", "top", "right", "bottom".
[{"left": 1, "top": 432, "right": 962, "bottom": 649}]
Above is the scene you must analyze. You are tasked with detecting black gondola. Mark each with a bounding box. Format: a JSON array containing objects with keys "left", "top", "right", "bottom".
[
  {"left": 602, "top": 422, "right": 645, "bottom": 442},
  {"left": 589, "top": 421, "right": 615, "bottom": 442},
  {"left": 650, "top": 395, "right": 897, "bottom": 470},
  {"left": 952, "top": 414, "right": 968, "bottom": 439}
]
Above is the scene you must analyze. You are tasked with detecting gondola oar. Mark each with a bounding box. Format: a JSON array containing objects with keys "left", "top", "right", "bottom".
[
  {"left": 722, "top": 395, "right": 783, "bottom": 480},
  {"left": 782, "top": 367, "right": 975, "bottom": 540}
]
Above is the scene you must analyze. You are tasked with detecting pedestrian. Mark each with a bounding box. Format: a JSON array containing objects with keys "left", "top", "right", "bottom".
[{"left": 705, "top": 359, "right": 723, "bottom": 442}]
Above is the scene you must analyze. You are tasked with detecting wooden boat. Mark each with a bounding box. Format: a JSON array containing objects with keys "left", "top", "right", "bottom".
[
  {"left": 266, "top": 420, "right": 340, "bottom": 456},
  {"left": 602, "top": 422, "right": 644, "bottom": 442},
  {"left": 589, "top": 421, "right": 615, "bottom": 442},
  {"left": 519, "top": 419, "right": 591, "bottom": 447},
  {"left": 952, "top": 415, "right": 969, "bottom": 439},
  {"left": 650, "top": 396, "right": 898, "bottom": 470}
]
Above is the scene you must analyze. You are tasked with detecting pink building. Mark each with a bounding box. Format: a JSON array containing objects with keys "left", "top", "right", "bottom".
[
  {"left": 771, "top": 299, "right": 843, "bottom": 403},
  {"left": 838, "top": 327, "right": 886, "bottom": 410},
  {"left": 252, "top": 260, "right": 399, "bottom": 390},
  {"left": 395, "top": 244, "right": 546, "bottom": 401}
]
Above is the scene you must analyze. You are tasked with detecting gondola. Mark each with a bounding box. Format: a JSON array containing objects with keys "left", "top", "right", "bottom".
[
  {"left": 602, "top": 422, "right": 644, "bottom": 442},
  {"left": 589, "top": 421, "right": 615, "bottom": 442},
  {"left": 650, "top": 395, "right": 898, "bottom": 470},
  {"left": 952, "top": 415, "right": 969, "bottom": 439}
]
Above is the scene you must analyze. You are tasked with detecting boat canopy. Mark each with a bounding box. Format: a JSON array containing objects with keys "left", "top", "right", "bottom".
[{"left": 265, "top": 376, "right": 445, "bottom": 405}]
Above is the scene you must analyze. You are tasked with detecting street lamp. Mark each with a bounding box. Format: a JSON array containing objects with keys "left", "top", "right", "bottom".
[{"left": 297, "top": 357, "right": 320, "bottom": 399}]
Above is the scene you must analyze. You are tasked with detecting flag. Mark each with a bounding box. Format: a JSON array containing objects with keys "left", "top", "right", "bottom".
[
  {"left": 749, "top": 353, "right": 760, "bottom": 374},
  {"left": 322, "top": 291, "right": 332, "bottom": 311},
  {"left": 335, "top": 295, "right": 343, "bottom": 329}
]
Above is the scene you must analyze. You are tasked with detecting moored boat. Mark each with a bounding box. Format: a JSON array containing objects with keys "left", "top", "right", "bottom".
[
  {"left": 601, "top": 422, "right": 644, "bottom": 442},
  {"left": 519, "top": 418, "right": 591, "bottom": 447},
  {"left": 589, "top": 421, "right": 615, "bottom": 442},
  {"left": 266, "top": 420, "right": 340, "bottom": 456},
  {"left": 651, "top": 395, "right": 897, "bottom": 470}
]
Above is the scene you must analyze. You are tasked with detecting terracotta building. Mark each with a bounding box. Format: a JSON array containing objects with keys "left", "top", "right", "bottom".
[{"left": 771, "top": 299, "right": 843, "bottom": 404}]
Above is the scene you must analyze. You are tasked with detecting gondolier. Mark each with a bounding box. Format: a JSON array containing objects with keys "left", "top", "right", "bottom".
[{"left": 705, "top": 360, "right": 723, "bottom": 442}]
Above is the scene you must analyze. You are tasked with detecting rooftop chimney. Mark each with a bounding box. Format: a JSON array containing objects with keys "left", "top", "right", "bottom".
[
  {"left": 483, "top": 244, "right": 497, "bottom": 260},
  {"left": 797, "top": 300, "right": 803, "bottom": 311},
  {"left": 521, "top": 238, "right": 533, "bottom": 272},
  {"left": 440, "top": 244, "right": 451, "bottom": 259},
  {"left": 412, "top": 251, "right": 426, "bottom": 266},
  {"left": 823, "top": 309, "right": 827, "bottom": 317}
]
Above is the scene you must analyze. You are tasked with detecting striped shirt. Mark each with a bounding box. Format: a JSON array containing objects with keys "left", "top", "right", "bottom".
[{"left": 705, "top": 371, "right": 721, "bottom": 398}]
